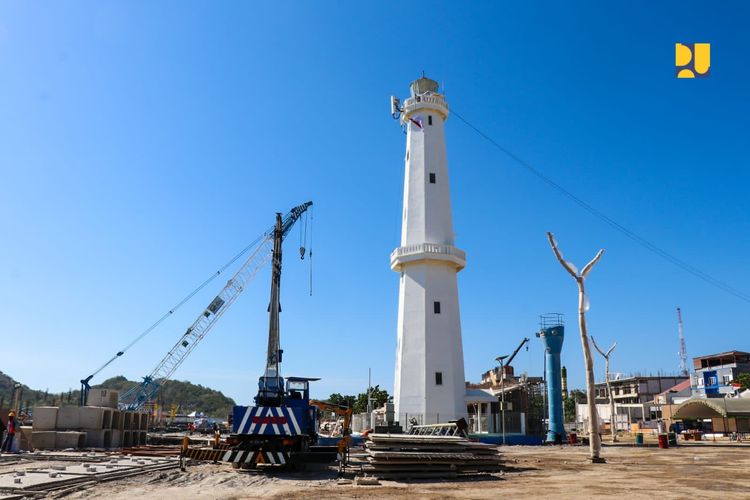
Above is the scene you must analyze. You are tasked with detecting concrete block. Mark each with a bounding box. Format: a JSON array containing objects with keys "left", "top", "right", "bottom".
[
  {"left": 123, "top": 412, "right": 132, "bottom": 430},
  {"left": 56, "top": 406, "right": 80, "bottom": 429},
  {"left": 139, "top": 431, "right": 147, "bottom": 445},
  {"left": 102, "top": 409, "right": 112, "bottom": 429},
  {"left": 84, "top": 429, "right": 112, "bottom": 448},
  {"left": 55, "top": 431, "right": 85, "bottom": 449},
  {"left": 79, "top": 406, "right": 107, "bottom": 429},
  {"left": 86, "top": 389, "right": 119, "bottom": 408},
  {"left": 123, "top": 431, "right": 132, "bottom": 447},
  {"left": 112, "top": 410, "right": 123, "bottom": 431},
  {"left": 111, "top": 429, "right": 122, "bottom": 448},
  {"left": 129, "top": 412, "right": 139, "bottom": 430},
  {"left": 140, "top": 413, "right": 148, "bottom": 430},
  {"left": 32, "top": 407, "right": 58, "bottom": 430},
  {"left": 31, "top": 431, "right": 57, "bottom": 449},
  {"left": 19, "top": 426, "right": 33, "bottom": 451}
]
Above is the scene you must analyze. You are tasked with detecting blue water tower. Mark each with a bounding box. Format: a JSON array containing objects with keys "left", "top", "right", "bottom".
[{"left": 537, "top": 313, "right": 566, "bottom": 443}]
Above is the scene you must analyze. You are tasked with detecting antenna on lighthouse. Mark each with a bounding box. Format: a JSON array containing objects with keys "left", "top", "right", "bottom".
[
  {"left": 390, "top": 96, "right": 402, "bottom": 120},
  {"left": 677, "top": 307, "right": 688, "bottom": 376}
]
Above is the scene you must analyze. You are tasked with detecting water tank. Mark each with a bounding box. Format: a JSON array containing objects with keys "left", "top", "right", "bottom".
[{"left": 537, "top": 322, "right": 566, "bottom": 443}]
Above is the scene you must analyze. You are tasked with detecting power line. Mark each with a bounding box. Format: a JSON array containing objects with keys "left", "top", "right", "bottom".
[{"left": 451, "top": 108, "right": 750, "bottom": 304}]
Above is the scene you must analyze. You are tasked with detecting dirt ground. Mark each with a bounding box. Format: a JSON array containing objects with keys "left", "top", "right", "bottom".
[{"left": 64, "top": 443, "right": 750, "bottom": 499}]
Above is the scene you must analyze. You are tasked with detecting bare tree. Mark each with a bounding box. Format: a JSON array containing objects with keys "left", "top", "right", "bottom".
[
  {"left": 591, "top": 336, "right": 618, "bottom": 443},
  {"left": 546, "top": 232, "right": 605, "bottom": 463}
]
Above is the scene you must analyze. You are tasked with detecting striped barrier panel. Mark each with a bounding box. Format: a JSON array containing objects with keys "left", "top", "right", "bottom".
[
  {"left": 233, "top": 405, "right": 306, "bottom": 436},
  {"left": 183, "top": 447, "right": 290, "bottom": 465}
]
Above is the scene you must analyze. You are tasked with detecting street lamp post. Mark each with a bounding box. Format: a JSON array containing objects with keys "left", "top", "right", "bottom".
[{"left": 496, "top": 355, "right": 509, "bottom": 445}]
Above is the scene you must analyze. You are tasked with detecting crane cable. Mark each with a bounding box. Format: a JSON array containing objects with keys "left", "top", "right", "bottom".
[
  {"left": 309, "top": 205, "right": 314, "bottom": 296},
  {"left": 85, "top": 231, "right": 270, "bottom": 379},
  {"left": 450, "top": 108, "right": 750, "bottom": 305}
]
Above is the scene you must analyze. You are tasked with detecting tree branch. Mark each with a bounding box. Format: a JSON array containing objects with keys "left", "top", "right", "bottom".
[
  {"left": 581, "top": 249, "right": 605, "bottom": 278},
  {"left": 590, "top": 335, "right": 606, "bottom": 358},
  {"left": 591, "top": 336, "right": 617, "bottom": 359},
  {"left": 605, "top": 342, "right": 617, "bottom": 358},
  {"left": 546, "top": 232, "right": 579, "bottom": 279}
]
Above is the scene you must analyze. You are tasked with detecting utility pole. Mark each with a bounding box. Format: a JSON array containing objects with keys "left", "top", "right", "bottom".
[
  {"left": 367, "top": 368, "right": 373, "bottom": 429},
  {"left": 367, "top": 368, "right": 372, "bottom": 413},
  {"left": 496, "top": 355, "right": 509, "bottom": 445},
  {"left": 12, "top": 384, "right": 22, "bottom": 412}
]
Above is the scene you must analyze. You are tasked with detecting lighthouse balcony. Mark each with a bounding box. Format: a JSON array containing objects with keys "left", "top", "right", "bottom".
[
  {"left": 390, "top": 243, "right": 466, "bottom": 271},
  {"left": 402, "top": 94, "right": 449, "bottom": 121}
]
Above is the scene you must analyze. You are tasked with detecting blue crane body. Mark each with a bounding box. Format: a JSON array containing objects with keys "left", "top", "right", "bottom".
[{"left": 224, "top": 204, "right": 341, "bottom": 468}]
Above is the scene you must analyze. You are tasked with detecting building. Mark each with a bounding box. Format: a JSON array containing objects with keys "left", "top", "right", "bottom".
[
  {"left": 466, "top": 375, "right": 546, "bottom": 438},
  {"left": 653, "top": 378, "right": 693, "bottom": 406},
  {"left": 691, "top": 351, "right": 750, "bottom": 397},
  {"left": 594, "top": 375, "right": 687, "bottom": 406},
  {"left": 651, "top": 379, "right": 693, "bottom": 428},
  {"left": 391, "top": 76, "right": 467, "bottom": 425},
  {"left": 577, "top": 375, "right": 688, "bottom": 428},
  {"left": 656, "top": 351, "right": 750, "bottom": 433}
]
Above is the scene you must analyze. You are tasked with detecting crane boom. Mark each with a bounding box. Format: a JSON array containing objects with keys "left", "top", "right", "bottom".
[
  {"left": 119, "top": 201, "right": 313, "bottom": 410},
  {"left": 255, "top": 201, "right": 314, "bottom": 405},
  {"left": 506, "top": 337, "right": 530, "bottom": 366}
]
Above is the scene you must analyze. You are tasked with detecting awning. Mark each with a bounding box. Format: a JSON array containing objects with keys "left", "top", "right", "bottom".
[
  {"left": 465, "top": 388, "right": 497, "bottom": 404},
  {"left": 672, "top": 397, "right": 750, "bottom": 419}
]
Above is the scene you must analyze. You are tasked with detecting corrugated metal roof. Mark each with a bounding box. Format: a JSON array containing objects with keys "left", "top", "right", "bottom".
[
  {"left": 656, "top": 378, "right": 692, "bottom": 396},
  {"left": 692, "top": 350, "right": 750, "bottom": 361}
]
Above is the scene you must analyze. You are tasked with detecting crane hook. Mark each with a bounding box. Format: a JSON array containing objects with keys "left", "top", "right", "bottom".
[{"left": 300, "top": 246, "right": 306, "bottom": 260}]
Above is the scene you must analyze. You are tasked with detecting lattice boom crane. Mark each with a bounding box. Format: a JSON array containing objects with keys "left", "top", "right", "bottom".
[{"left": 115, "top": 201, "right": 313, "bottom": 410}]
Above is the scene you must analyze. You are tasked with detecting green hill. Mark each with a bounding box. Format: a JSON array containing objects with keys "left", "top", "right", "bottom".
[
  {"left": 97, "top": 376, "right": 236, "bottom": 417},
  {"left": 0, "top": 371, "right": 236, "bottom": 418},
  {"left": 0, "top": 371, "right": 52, "bottom": 409}
]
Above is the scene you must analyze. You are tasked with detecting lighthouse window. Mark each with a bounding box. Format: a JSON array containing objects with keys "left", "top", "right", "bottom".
[
  {"left": 429, "top": 173, "right": 436, "bottom": 184},
  {"left": 435, "top": 372, "right": 443, "bottom": 385},
  {"left": 428, "top": 115, "right": 433, "bottom": 126},
  {"left": 433, "top": 301, "right": 441, "bottom": 314}
]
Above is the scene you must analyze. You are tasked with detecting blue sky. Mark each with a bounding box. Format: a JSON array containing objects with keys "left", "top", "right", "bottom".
[{"left": 1, "top": 1, "right": 748, "bottom": 403}]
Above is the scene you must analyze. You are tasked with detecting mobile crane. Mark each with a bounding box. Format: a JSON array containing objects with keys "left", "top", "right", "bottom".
[
  {"left": 79, "top": 202, "right": 312, "bottom": 410},
  {"left": 182, "top": 204, "right": 345, "bottom": 470}
]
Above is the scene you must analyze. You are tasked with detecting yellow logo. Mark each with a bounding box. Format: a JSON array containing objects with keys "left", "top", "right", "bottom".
[{"left": 676, "top": 43, "right": 710, "bottom": 78}]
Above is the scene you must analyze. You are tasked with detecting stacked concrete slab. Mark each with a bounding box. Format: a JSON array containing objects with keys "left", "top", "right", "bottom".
[{"left": 30, "top": 389, "right": 148, "bottom": 450}]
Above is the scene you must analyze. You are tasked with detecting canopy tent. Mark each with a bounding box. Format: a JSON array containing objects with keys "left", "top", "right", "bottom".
[{"left": 672, "top": 397, "right": 750, "bottom": 419}]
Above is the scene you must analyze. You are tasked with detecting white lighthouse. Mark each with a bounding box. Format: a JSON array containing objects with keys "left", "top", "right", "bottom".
[{"left": 391, "top": 76, "right": 467, "bottom": 425}]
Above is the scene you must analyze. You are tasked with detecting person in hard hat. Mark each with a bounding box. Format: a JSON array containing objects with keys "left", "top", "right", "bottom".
[{"left": 1, "top": 411, "right": 17, "bottom": 452}]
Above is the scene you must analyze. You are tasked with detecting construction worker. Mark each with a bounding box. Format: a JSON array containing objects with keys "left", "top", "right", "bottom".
[{"left": 1, "top": 411, "right": 17, "bottom": 453}]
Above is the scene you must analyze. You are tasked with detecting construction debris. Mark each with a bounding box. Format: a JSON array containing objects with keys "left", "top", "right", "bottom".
[{"left": 0, "top": 452, "right": 179, "bottom": 497}]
